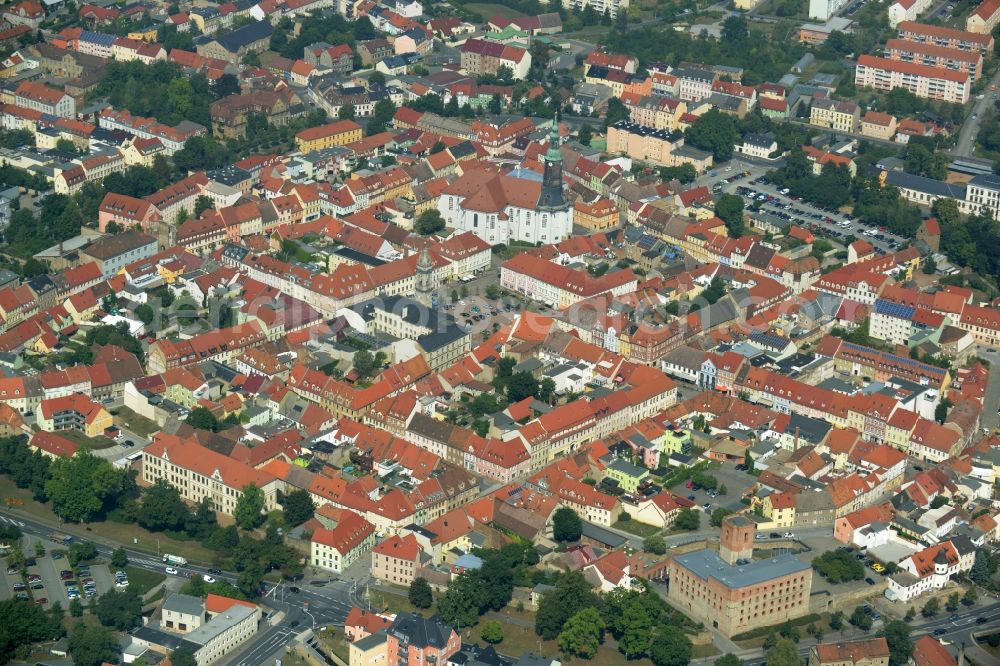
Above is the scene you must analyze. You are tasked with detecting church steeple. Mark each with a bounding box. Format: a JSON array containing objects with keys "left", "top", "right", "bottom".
[
  {"left": 415, "top": 245, "right": 435, "bottom": 307},
  {"left": 537, "top": 112, "right": 565, "bottom": 211}
]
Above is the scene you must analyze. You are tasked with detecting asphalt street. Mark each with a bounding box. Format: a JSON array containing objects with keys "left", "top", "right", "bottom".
[
  {"left": 952, "top": 69, "right": 1000, "bottom": 158},
  {"left": 0, "top": 506, "right": 357, "bottom": 666}
]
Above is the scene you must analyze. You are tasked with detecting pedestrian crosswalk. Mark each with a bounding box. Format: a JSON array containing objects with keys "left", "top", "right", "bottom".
[{"left": 0, "top": 515, "right": 25, "bottom": 527}]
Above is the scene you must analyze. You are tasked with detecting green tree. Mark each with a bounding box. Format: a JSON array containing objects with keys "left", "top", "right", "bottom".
[
  {"left": 368, "top": 97, "right": 396, "bottom": 135},
  {"left": 139, "top": 480, "right": 191, "bottom": 532},
  {"left": 338, "top": 103, "right": 356, "bottom": 120},
  {"left": 715, "top": 194, "right": 746, "bottom": 238},
  {"left": 811, "top": 550, "right": 865, "bottom": 583},
  {"left": 415, "top": 209, "right": 446, "bottom": 235},
  {"left": 352, "top": 348, "right": 383, "bottom": 380},
  {"left": 409, "top": 577, "right": 433, "bottom": 609},
  {"left": 69, "top": 598, "right": 84, "bottom": 617},
  {"left": 643, "top": 535, "right": 667, "bottom": 554},
  {"left": 716, "top": 654, "right": 743, "bottom": 666},
  {"left": 618, "top": 596, "right": 654, "bottom": 658},
  {"left": 505, "top": 371, "right": 540, "bottom": 402},
  {"left": 281, "top": 488, "right": 314, "bottom": 527},
  {"left": 480, "top": 619, "right": 504, "bottom": 644},
  {"left": 536, "top": 571, "right": 599, "bottom": 639},
  {"left": 194, "top": 195, "right": 214, "bottom": 217},
  {"left": 710, "top": 507, "right": 733, "bottom": 527},
  {"left": 673, "top": 508, "right": 700, "bottom": 531},
  {"left": 111, "top": 546, "right": 128, "bottom": 569},
  {"left": 236, "top": 560, "right": 264, "bottom": 597},
  {"left": 829, "top": 610, "right": 844, "bottom": 631},
  {"left": 135, "top": 303, "right": 155, "bottom": 325},
  {"left": 650, "top": 625, "right": 693, "bottom": 666},
  {"left": 46, "top": 451, "right": 129, "bottom": 523},
  {"left": 964, "top": 586, "right": 978, "bottom": 606},
  {"left": 234, "top": 483, "right": 266, "bottom": 530},
  {"left": 436, "top": 571, "right": 485, "bottom": 627},
  {"left": 56, "top": 138, "right": 78, "bottom": 154},
  {"left": 170, "top": 647, "right": 199, "bottom": 666},
  {"left": 578, "top": 123, "right": 593, "bottom": 146},
  {"left": 880, "top": 620, "right": 912, "bottom": 666},
  {"left": 686, "top": 109, "right": 741, "bottom": 161},
  {"left": 185, "top": 406, "right": 221, "bottom": 432},
  {"left": 95, "top": 588, "right": 143, "bottom": 630},
  {"left": 850, "top": 605, "right": 873, "bottom": 630},
  {"left": 945, "top": 591, "right": 960, "bottom": 612},
  {"left": 604, "top": 97, "right": 631, "bottom": 128},
  {"left": 764, "top": 637, "right": 802, "bottom": 666},
  {"left": 922, "top": 597, "right": 940, "bottom": 618},
  {"left": 553, "top": 506, "right": 582, "bottom": 542},
  {"left": 68, "top": 622, "right": 118, "bottom": 666},
  {"left": 559, "top": 607, "right": 605, "bottom": 659}
]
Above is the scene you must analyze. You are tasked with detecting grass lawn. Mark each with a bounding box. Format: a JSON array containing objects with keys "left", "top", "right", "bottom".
[
  {"left": 85, "top": 518, "right": 217, "bottom": 565},
  {"left": 613, "top": 519, "right": 661, "bottom": 538},
  {"left": 463, "top": 3, "right": 525, "bottom": 18},
  {"left": 369, "top": 586, "right": 430, "bottom": 616},
  {"left": 55, "top": 429, "right": 116, "bottom": 450},
  {"left": 318, "top": 627, "right": 351, "bottom": 664},
  {"left": 124, "top": 566, "right": 165, "bottom": 596},
  {"left": 114, "top": 406, "right": 160, "bottom": 438}
]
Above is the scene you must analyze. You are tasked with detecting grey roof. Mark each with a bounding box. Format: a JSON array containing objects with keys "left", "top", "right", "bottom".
[
  {"left": 673, "top": 549, "right": 810, "bottom": 588},
  {"left": 580, "top": 521, "right": 628, "bottom": 547},
  {"left": 783, "top": 413, "right": 832, "bottom": 445},
  {"left": 355, "top": 630, "right": 388, "bottom": 651},
  {"left": 885, "top": 170, "right": 967, "bottom": 199},
  {"left": 162, "top": 593, "right": 204, "bottom": 617},
  {"left": 355, "top": 296, "right": 468, "bottom": 353},
  {"left": 970, "top": 173, "right": 1000, "bottom": 192},
  {"left": 388, "top": 612, "right": 455, "bottom": 649},
  {"left": 214, "top": 20, "right": 274, "bottom": 53},
  {"left": 183, "top": 603, "right": 257, "bottom": 647},
  {"left": 607, "top": 458, "right": 649, "bottom": 478}
]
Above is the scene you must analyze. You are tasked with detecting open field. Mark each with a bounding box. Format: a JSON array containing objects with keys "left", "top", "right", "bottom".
[{"left": 464, "top": 3, "right": 526, "bottom": 19}]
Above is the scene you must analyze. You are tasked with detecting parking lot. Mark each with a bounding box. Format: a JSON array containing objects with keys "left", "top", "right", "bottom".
[
  {"left": 2, "top": 536, "right": 119, "bottom": 610},
  {"left": 729, "top": 176, "right": 907, "bottom": 254}
]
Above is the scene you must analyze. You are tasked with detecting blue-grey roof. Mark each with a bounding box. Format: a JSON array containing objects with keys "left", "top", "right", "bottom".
[
  {"left": 607, "top": 458, "right": 649, "bottom": 478},
  {"left": 673, "top": 549, "right": 810, "bottom": 588},
  {"left": 214, "top": 20, "right": 273, "bottom": 53},
  {"left": 580, "top": 521, "right": 628, "bottom": 547},
  {"left": 874, "top": 299, "right": 916, "bottom": 319},
  {"left": 885, "top": 170, "right": 967, "bottom": 199},
  {"left": 81, "top": 31, "right": 115, "bottom": 46}
]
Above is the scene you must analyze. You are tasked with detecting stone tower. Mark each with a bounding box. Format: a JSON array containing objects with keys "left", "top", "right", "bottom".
[
  {"left": 719, "top": 515, "right": 756, "bottom": 565},
  {"left": 536, "top": 112, "right": 566, "bottom": 211},
  {"left": 415, "top": 245, "right": 436, "bottom": 307}
]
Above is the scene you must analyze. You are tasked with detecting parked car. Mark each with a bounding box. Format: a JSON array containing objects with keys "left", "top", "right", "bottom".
[
  {"left": 202, "top": 575, "right": 216, "bottom": 584},
  {"left": 165, "top": 567, "right": 178, "bottom": 575},
  {"left": 865, "top": 578, "right": 875, "bottom": 585}
]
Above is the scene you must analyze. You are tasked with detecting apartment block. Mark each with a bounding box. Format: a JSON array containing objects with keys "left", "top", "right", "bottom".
[
  {"left": 896, "top": 21, "right": 994, "bottom": 53},
  {"left": 854, "top": 54, "right": 970, "bottom": 104},
  {"left": 884, "top": 38, "right": 982, "bottom": 81}
]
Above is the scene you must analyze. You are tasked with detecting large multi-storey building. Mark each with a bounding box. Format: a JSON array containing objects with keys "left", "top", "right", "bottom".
[
  {"left": 142, "top": 435, "right": 281, "bottom": 516},
  {"left": 810, "top": 98, "right": 860, "bottom": 133},
  {"left": 884, "top": 38, "right": 982, "bottom": 81},
  {"left": 668, "top": 549, "right": 813, "bottom": 636},
  {"left": 896, "top": 21, "right": 994, "bottom": 53},
  {"left": 967, "top": 0, "right": 1000, "bottom": 34},
  {"left": 854, "top": 54, "right": 970, "bottom": 103},
  {"left": 500, "top": 253, "right": 638, "bottom": 310},
  {"left": 294, "top": 119, "right": 363, "bottom": 153},
  {"left": 12, "top": 81, "right": 75, "bottom": 117},
  {"left": 559, "top": 0, "right": 629, "bottom": 19},
  {"left": 809, "top": 0, "right": 848, "bottom": 21},
  {"left": 606, "top": 120, "right": 713, "bottom": 172},
  {"left": 438, "top": 123, "right": 572, "bottom": 245}
]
